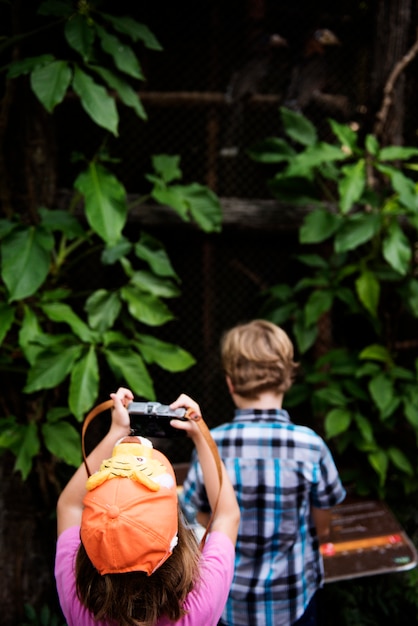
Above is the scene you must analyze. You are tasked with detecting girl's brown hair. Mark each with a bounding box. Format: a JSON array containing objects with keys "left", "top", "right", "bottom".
[
  {"left": 75, "top": 509, "right": 200, "bottom": 626},
  {"left": 221, "top": 319, "right": 298, "bottom": 398}
]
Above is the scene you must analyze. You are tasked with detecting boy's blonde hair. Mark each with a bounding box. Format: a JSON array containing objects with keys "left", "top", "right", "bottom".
[{"left": 221, "top": 319, "right": 298, "bottom": 398}]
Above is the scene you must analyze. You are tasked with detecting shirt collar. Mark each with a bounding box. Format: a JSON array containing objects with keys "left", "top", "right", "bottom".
[{"left": 233, "top": 407, "right": 291, "bottom": 424}]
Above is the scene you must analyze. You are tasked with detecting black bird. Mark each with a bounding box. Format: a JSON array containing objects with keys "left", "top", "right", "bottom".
[
  {"left": 220, "top": 32, "right": 289, "bottom": 158},
  {"left": 284, "top": 28, "right": 350, "bottom": 119}
]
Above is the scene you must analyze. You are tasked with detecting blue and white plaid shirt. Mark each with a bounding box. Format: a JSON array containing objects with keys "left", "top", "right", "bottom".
[{"left": 181, "top": 408, "right": 346, "bottom": 626}]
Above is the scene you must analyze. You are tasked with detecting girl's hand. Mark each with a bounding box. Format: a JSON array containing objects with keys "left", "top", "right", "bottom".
[
  {"left": 109, "top": 387, "right": 133, "bottom": 430},
  {"left": 169, "top": 393, "right": 202, "bottom": 438}
]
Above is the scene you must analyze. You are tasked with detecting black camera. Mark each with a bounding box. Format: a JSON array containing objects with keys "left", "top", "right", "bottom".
[{"left": 128, "top": 401, "right": 187, "bottom": 438}]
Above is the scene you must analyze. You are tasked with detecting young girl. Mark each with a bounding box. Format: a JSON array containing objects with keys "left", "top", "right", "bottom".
[{"left": 55, "top": 387, "right": 240, "bottom": 626}]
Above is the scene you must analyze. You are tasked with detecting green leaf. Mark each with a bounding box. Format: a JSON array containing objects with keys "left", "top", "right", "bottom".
[
  {"left": 292, "top": 315, "right": 318, "bottom": 354},
  {"left": 120, "top": 285, "right": 174, "bottom": 326},
  {"left": 280, "top": 107, "right": 317, "bottom": 146},
  {"left": 74, "top": 162, "right": 127, "bottom": 243},
  {"left": 180, "top": 183, "right": 223, "bottom": 233},
  {"left": 18, "top": 306, "right": 43, "bottom": 365},
  {"left": 354, "top": 413, "right": 374, "bottom": 443},
  {"left": 329, "top": 119, "right": 359, "bottom": 153},
  {"left": 42, "top": 421, "right": 82, "bottom": 467},
  {"left": 368, "top": 373, "right": 394, "bottom": 412},
  {"left": 377, "top": 164, "right": 417, "bottom": 209},
  {"left": 325, "top": 408, "right": 352, "bottom": 438},
  {"left": 130, "top": 271, "right": 180, "bottom": 298},
  {"left": 100, "top": 14, "right": 163, "bottom": 50},
  {"left": 379, "top": 145, "right": 418, "bottom": 160},
  {"left": 30, "top": 60, "right": 72, "bottom": 112},
  {"left": 382, "top": 220, "right": 412, "bottom": 275},
  {"left": 64, "top": 13, "right": 94, "bottom": 61},
  {"left": 285, "top": 143, "right": 346, "bottom": 179},
  {"left": 136, "top": 334, "right": 196, "bottom": 372},
  {"left": 368, "top": 449, "right": 388, "bottom": 486},
  {"left": 24, "top": 345, "right": 83, "bottom": 392},
  {"left": 85, "top": 289, "right": 122, "bottom": 332},
  {"left": 95, "top": 25, "right": 144, "bottom": 80},
  {"left": 104, "top": 348, "right": 155, "bottom": 399},
  {"left": 387, "top": 446, "right": 414, "bottom": 475},
  {"left": 14, "top": 422, "right": 40, "bottom": 480},
  {"left": 39, "top": 207, "right": 85, "bottom": 238},
  {"left": 7, "top": 55, "right": 56, "bottom": 78},
  {"left": 1, "top": 226, "right": 53, "bottom": 301},
  {"left": 365, "top": 134, "right": 379, "bottom": 156},
  {"left": 92, "top": 66, "right": 147, "bottom": 120},
  {"left": 41, "top": 302, "right": 96, "bottom": 342},
  {"left": 248, "top": 137, "right": 296, "bottom": 163},
  {"left": 151, "top": 154, "right": 182, "bottom": 183},
  {"left": 355, "top": 270, "right": 380, "bottom": 318},
  {"left": 69, "top": 346, "right": 100, "bottom": 420},
  {"left": 304, "top": 290, "right": 333, "bottom": 326},
  {"left": 359, "top": 344, "right": 392, "bottom": 363},
  {"left": 135, "top": 232, "right": 179, "bottom": 278},
  {"left": 338, "top": 159, "right": 366, "bottom": 213},
  {"left": 314, "top": 387, "right": 347, "bottom": 406},
  {"left": 300, "top": 208, "right": 340, "bottom": 243},
  {"left": 72, "top": 66, "right": 119, "bottom": 135},
  {"left": 334, "top": 213, "right": 381, "bottom": 253},
  {"left": 0, "top": 302, "right": 15, "bottom": 345}
]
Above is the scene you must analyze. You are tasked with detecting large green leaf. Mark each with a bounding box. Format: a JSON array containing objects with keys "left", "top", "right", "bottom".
[
  {"left": 355, "top": 270, "right": 380, "bottom": 318},
  {"left": 304, "top": 290, "right": 333, "bottom": 326},
  {"left": 96, "top": 25, "right": 144, "bottom": 80},
  {"left": 42, "top": 421, "right": 82, "bottom": 467},
  {"left": 39, "top": 207, "right": 86, "bottom": 238},
  {"left": 69, "top": 346, "right": 100, "bottom": 420},
  {"left": 14, "top": 422, "right": 40, "bottom": 480},
  {"left": 368, "top": 449, "right": 388, "bottom": 486},
  {"left": 120, "top": 285, "right": 174, "bottom": 326},
  {"left": 247, "top": 137, "right": 296, "bottom": 163},
  {"left": 135, "top": 232, "right": 179, "bottom": 278},
  {"left": 284, "top": 143, "right": 346, "bottom": 179},
  {"left": 100, "top": 14, "right": 163, "bottom": 50},
  {"left": 300, "top": 208, "right": 340, "bottom": 243},
  {"left": 92, "top": 65, "right": 147, "bottom": 120},
  {"left": 64, "top": 13, "right": 94, "bottom": 61},
  {"left": 104, "top": 348, "right": 155, "bottom": 399},
  {"left": 30, "top": 60, "right": 72, "bottom": 112},
  {"left": 338, "top": 159, "right": 366, "bottom": 214},
  {"left": 136, "top": 334, "right": 196, "bottom": 372},
  {"left": 24, "top": 345, "right": 83, "bottom": 392},
  {"left": 325, "top": 408, "right": 352, "bottom": 438},
  {"left": 382, "top": 220, "right": 412, "bottom": 275},
  {"left": 280, "top": 107, "right": 317, "bottom": 146},
  {"left": 1, "top": 226, "right": 54, "bottom": 301},
  {"left": 85, "top": 289, "right": 122, "bottom": 332},
  {"left": 72, "top": 65, "right": 119, "bottom": 135},
  {"left": 368, "top": 373, "right": 394, "bottom": 412},
  {"left": 74, "top": 162, "right": 128, "bottom": 243},
  {"left": 387, "top": 446, "right": 413, "bottom": 475},
  {"left": 130, "top": 270, "right": 181, "bottom": 298},
  {"left": 41, "top": 302, "right": 96, "bottom": 342},
  {"left": 334, "top": 213, "right": 381, "bottom": 253}
]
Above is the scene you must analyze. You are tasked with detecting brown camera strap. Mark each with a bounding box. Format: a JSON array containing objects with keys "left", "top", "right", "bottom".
[{"left": 81, "top": 399, "right": 223, "bottom": 548}]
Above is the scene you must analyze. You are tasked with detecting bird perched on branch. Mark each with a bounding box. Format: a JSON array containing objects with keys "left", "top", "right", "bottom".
[
  {"left": 284, "top": 28, "right": 350, "bottom": 119},
  {"left": 220, "top": 32, "right": 289, "bottom": 158}
]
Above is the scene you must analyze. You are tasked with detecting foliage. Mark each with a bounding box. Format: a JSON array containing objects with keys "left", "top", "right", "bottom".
[
  {"left": 0, "top": 1, "right": 222, "bottom": 480},
  {"left": 249, "top": 107, "right": 418, "bottom": 498},
  {"left": 22, "top": 603, "right": 66, "bottom": 626}
]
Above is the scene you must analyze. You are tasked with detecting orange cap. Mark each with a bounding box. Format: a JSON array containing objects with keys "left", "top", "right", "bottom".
[{"left": 81, "top": 439, "right": 178, "bottom": 576}]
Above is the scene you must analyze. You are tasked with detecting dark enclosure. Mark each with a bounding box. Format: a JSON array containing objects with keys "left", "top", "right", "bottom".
[{"left": 1, "top": 0, "right": 418, "bottom": 624}]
